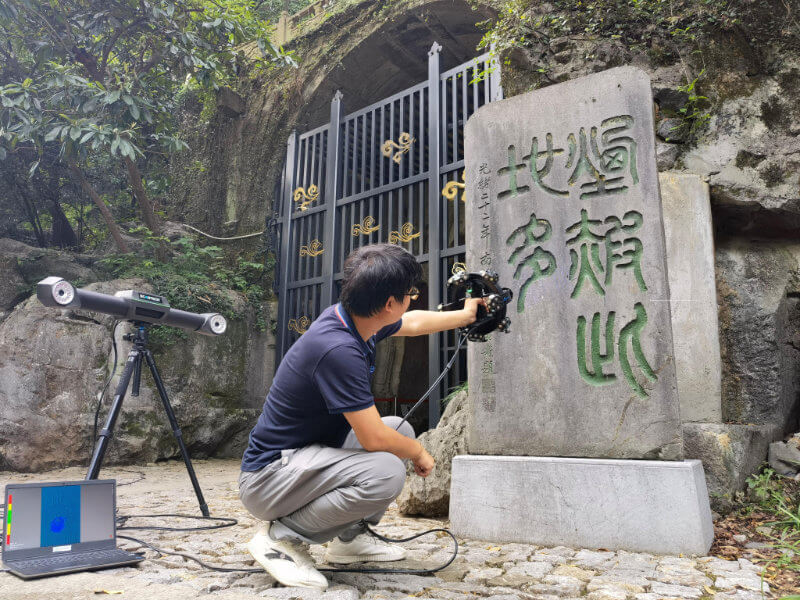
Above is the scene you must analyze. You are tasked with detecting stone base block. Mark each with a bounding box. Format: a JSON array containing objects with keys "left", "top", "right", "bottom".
[{"left": 450, "top": 456, "right": 714, "bottom": 555}]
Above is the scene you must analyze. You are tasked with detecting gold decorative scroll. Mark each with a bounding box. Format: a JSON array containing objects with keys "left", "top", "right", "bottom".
[
  {"left": 299, "top": 239, "right": 324, "bottom": 257},
  {"left": 389, "top": 223, "right": 421, "bottom": 244},
  {"left": 288, "top": 316, "right": 310, "bottom": 334},
  {"left": 452, "top": 262, "right": 467, "bottom": 275},
  {"left": 352, "top": 216, "right": 380, "bottom": 236},
  {"left": 381, "top": 132, "right": 415, "bottom": 164},
  {"left": 442, "top": 171, "right": 466, "bottom": 202},
  {"left": 293, "top": 184, "right": 319, "bottom": 211}
]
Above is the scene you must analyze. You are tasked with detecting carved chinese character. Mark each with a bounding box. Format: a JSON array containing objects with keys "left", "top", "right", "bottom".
[
  {"left": 497, "top": 145, "right": 530, "bottom": 201},
  {"left": 576, "top": 303, "right": 657, "bottom": 398},
  {"left": 524, "top": 133, "right": 567, "bottom": 197},
  {"left": 567, "top": 208, "right": 648, "bottom": 298},
  {"left": 566, "top": 115, "right": 639, "bottom": 200},
  {"left": 506, "top": 212, "right": 556, "bottom": 313},
  {"left": 566, "top": 209, "right": 606, "bottom": 298},
  {"left": 604, "top": 211, "right": 647, "bottom": 292},
  {"left": 600, "top": 115, "right": 639, "bottom": 186}
]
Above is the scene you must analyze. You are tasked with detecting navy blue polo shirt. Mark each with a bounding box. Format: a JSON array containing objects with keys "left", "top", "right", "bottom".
[{"left": 241, "top": 303, "right": 403, "bottom": 472}]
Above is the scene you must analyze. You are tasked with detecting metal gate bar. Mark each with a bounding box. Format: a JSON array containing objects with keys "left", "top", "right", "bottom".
[{"left": 276, "top": 43, "right": 501, "bottom": 427}]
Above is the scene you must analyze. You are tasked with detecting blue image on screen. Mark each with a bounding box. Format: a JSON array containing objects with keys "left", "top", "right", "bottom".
[{"left": 40, "top": 486, "right": 81, "bottom": 547}]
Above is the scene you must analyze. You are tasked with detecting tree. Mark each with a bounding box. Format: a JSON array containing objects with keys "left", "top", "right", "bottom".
[{"left": 0, "top": 0, "right": 295, "bottom": 253}]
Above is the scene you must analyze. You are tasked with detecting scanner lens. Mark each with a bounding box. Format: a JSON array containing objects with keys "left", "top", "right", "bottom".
[{"left": 52, "top": 280, "right": 75, "bottom": 305}]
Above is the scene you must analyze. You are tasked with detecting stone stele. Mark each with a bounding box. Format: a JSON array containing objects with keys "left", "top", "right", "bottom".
[{"left": 465, "top": 66, "right": 682, "bottom": 460}]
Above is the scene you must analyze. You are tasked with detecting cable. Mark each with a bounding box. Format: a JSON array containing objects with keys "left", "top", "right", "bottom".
[
  {"left": 116, "top": 513, "right": 238, "bottom": 532},
  {"left": 395, "top": 331, "right": 470, "bottom": 430},
  {"left": 117, "top": 534, "right": 263, "bottom": 573},
  {"left": 115, "top": 523, "right": 458, "bottom": 576},
  {"left": 181, "top": 224, "right": 264, "bottom": 241},
  {"left": 115, "top": 469, "right": 147, "bottom": 487},
  {"left": 318, "top": 525, "right": 458, "bottom": 575},
  {"left": 92, "top": 320, "right": 122, "bottom": 458}
]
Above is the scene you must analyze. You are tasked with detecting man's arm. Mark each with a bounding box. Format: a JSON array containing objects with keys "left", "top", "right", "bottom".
[
  {"left": 393, "top": 297, "right": 484, "bottom": 336},
  {"left": 343, "top": 405, "right": 434, "bottom": 477}
]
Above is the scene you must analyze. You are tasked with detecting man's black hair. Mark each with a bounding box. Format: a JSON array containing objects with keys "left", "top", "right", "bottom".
[{"left": 340, "top": 243, "right": 423, "bottom": 317}]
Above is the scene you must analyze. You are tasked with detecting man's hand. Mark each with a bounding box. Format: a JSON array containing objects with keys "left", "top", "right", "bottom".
[
  {"left": 412, "top": 445, "right": 435, "bottom": 477},
  {"left": 462, "top": 297, "right": 486, "bottom": 325}
]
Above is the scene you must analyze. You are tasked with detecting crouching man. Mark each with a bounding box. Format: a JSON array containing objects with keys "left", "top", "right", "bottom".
[{"left": 239, "top": 243, "right": 482, "bottom": 589}]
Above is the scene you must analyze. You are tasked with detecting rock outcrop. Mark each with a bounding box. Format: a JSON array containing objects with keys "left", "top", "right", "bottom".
[
  {"left": 0, "top": 238, "right": 99, "bottom": 322},
  {"left": 769, "top": 433, "right": 800, "bottom": 477},
  {"left": 396, "top": 389, "right": 467, "bottom": 516},
  {"left": 0, "top": 278, "right": 275, "bottom": 471}
]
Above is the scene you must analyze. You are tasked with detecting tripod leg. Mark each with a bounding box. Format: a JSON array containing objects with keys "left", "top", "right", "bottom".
[
  {"left": 132, "top": 351, "right": 142, "bottom": 396},
  {"left": 143, "top": 349, "right": 210, "bottom": 517},
  {"left": 87, "top": 349, "right": 139, "bottom": 480}
]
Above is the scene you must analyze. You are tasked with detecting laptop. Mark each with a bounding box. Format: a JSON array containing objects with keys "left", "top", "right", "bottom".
[{"left": 2, "top": 479, "right": 144, "bottom": 579}]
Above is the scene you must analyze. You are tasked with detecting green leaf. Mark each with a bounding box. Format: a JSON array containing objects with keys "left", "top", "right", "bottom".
[
  {"left": 0, "top": 146, "right": 6, "bottom": 160},
  {"left": 122, "top": 94, "right": 134, "bottom": 106},
  {"left": 107, "top": 90, "right": 121, "bottom": 104},
  {"left": 44, "top": 126, "right": 62, "bottom": 142},
  {"left": 119, "top": 139, "right": 133, "bottom": 158},
  {"left": 111, "top": 136, "right": 120, "bottom": 155},
  {"left": 29, "top": 160, "right": 39, "bottom": 177},
  {"left": 79, "top": 131, "right": 94, "bottom": 144},
  {"left": 129, "top": 104, "right": 140, "bottom": 120},
  {"left": 70, "top": 127, "right": 81, "bottom": 141}
]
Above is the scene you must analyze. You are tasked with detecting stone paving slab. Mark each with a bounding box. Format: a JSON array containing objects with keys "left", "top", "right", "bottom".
[{"left": 0, "top": 459, "right": 775, "bottom": 600}]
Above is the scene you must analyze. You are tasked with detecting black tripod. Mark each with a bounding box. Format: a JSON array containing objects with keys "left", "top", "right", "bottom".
[{"left": 87, "top": 322, "right": 210, "bottom": 517}]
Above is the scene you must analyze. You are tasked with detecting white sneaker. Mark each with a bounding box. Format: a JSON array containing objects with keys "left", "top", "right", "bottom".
[
  {"left": 246, "top": 522, "right": 328, "bottom": 590},
  {"left": 324, "top": 531, "right": 407, "bottom": 564}
]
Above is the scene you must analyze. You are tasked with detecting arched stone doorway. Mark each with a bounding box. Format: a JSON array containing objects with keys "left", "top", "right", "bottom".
[{"left": 294, "top": 1, "right": 497, "bottom": 130}]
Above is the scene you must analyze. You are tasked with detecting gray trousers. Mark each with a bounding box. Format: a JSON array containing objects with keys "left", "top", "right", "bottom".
[{"left": 239, "top": 416, "right": 415, "bottom": 544}]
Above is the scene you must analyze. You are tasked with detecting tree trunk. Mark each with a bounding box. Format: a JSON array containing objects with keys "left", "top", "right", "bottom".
[
  {"left": 123, "top": 156, "right": 165, "bottom": 261},
  {"left": 18, "top": 188, "right": 47, "bottom": 248},
  {"left": 4, "top": 170, "right": 46, "bottom": 247},
  {"left": 67, "top": 158, "right": 130, "bottom": 254},
  {"left": 43, "top": 170, "right": 78, "bottom": 248},
  {"left": 49, "top": 200, "right": 79, "bottom": 248}
]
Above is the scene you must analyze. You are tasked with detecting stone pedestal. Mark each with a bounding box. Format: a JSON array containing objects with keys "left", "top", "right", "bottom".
[{"left": 450, "top": 455, "right": 714, "bottom": 555}]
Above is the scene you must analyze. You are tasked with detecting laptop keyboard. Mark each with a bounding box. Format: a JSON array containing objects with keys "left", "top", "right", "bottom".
[{"left": 12, "top": 549, "right": 141, "bottom": 574}]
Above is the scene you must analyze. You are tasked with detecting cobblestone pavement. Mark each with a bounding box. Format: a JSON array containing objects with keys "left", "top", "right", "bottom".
[{"left": 0, "top": 460, "right": 774, "bottom": 600}]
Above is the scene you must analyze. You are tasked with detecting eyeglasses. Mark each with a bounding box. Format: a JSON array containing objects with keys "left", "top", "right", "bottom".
[{"left": 405, "top": 287, "right": 420, "bottom": 301}]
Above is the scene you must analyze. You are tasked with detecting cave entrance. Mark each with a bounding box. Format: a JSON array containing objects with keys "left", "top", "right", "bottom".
[{"left": 274, "top": 40, "right": 502, "bottom": 430}]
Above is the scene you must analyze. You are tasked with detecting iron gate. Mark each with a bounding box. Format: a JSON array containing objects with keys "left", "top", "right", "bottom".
[{"left": 273, "top": 42, "right": 502, "bottom": 427}]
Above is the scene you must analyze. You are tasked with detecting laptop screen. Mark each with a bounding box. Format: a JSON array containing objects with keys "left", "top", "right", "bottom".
[{"left": 3, "top": 480, "right": 115, "bottom": 553}]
